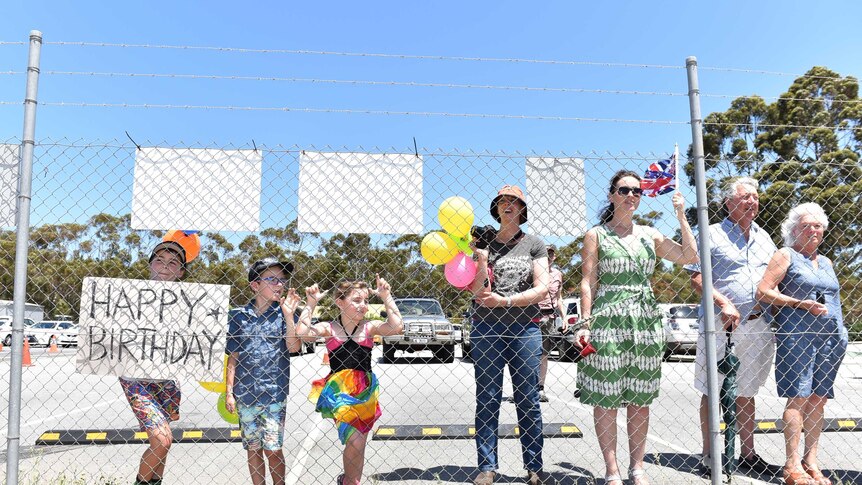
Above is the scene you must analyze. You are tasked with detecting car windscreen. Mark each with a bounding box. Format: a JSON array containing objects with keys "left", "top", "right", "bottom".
[
  {"left": 32, "top": 322, "right": 56, "bottom": 329},
  {"left": 396, "top": 300, "right": 443, "bottom": 316},
  {"left": 58, "top": 322, "right": 74, "bottom": 329},
  {"left": 670, "top": 306, "right": 699, "bottom": 319}
]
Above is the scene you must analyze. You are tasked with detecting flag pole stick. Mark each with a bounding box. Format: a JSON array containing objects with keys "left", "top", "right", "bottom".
[{"left": 674, "top": 142, "right": 680, "bottom": 193}]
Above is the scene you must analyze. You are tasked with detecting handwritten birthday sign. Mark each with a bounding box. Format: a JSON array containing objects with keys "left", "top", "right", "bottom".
[{"left": 76, "top": 277, "right": 230, "bottom": 381}]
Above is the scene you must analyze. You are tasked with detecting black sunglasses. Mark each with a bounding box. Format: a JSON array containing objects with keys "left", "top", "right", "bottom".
[{"left": 615, "top": 186, "right": 643, "bottom": 196}]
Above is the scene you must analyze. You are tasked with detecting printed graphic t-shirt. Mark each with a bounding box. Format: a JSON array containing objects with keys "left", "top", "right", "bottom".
[{"left": 473, "top": 233, "right": 548, "bottom": 325}]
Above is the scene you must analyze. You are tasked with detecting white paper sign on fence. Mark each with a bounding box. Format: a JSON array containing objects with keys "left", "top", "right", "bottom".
[
  {"left": 525, "top": 156, "right": 588, "bottom": 237},
  {"left": 76, "top": 277, "right": 230, "bottom": 381},
  {"left": 0, "top": 144, "right": 20, "bottom": 228},
  {"left": 298, "top": 151, "right": 424, "bottom": 234},
  {"left": 131, "top": 147, "right": 262, "bottom": 231}
]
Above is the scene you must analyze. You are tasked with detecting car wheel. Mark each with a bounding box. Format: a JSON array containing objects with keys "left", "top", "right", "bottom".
[
  {"left": 433, "top": 345, "right": 455, "bottom": 364},
  {"left": 49, "top": 336, "right": 58, "bottom": 347},
  {"left": 662, "top": 347, "right": 673, "bottom": 361},
  {"left": 3, "top": 335, "right": 11, "bottom": 347},
  {"left": 382, "top": 344, "right": 396, "bottom": 363}
]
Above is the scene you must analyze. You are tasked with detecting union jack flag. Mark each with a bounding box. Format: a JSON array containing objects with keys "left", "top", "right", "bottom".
[{"left": 641, "top": 149, "right": 677, "bottom": 197}]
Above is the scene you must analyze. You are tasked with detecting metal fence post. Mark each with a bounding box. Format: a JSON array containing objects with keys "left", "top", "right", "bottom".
[
  {"left": 686, "top": 56, "right": 723, "bottom": 484},
  {"left": 5, "top": 29, "right": 43, "bottom": 485}
]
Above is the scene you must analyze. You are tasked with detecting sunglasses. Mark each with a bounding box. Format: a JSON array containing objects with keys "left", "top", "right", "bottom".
[
  {"left": 259, "top": 277, "right": 289, "bottom": 285},
  {"left": 615, "top": 186, "right": 643, "bottom": 196}
]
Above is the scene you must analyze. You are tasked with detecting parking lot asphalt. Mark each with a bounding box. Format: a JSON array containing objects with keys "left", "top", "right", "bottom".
[{"left": 1, "top": 344, "right": 861, "bottom": 484}]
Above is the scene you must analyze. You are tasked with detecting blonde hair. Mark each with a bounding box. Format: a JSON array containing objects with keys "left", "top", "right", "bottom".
[
  {"left": 333, "top": 280, "right": 369, "bottom": 300},
  {"left": 781, "top": 202, "right": 829, "bottom": 247}
]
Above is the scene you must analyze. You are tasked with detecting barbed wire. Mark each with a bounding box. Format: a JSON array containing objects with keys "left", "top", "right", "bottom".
[
  {"left": 3, "top": 137, "right": 855, "bottom": 169},
  {"left": 2, "top": 70, "right": 859, "bottom": 106},
  {"left": 2, "top": 40, "right": 851, "bottom": 80},
  {"left": 0, "top": 101, "right": 690, "bottom": 124}
]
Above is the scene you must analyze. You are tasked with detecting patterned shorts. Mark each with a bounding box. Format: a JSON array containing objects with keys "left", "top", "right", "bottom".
[
  {"left": 237, "top": 401, "right": 286, "bottom": 451},
  {"left": 119, "top": 378, "right": 181, "bottom": 432}
]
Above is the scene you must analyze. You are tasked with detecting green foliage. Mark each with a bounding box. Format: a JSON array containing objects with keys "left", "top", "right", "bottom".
[{"left": 687, "top": 65, "right": 862, "bottom": 337}]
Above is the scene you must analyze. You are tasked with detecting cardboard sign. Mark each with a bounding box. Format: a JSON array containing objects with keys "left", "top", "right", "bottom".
[
  {"left": 130, "top": 147, "right": 262, "bottom": 231},
  {"left": 76, "top": 277, "right": 230, "bottom": 381},
  {"left": 298, "top": 151, "right": 424, "bottom": 234}
]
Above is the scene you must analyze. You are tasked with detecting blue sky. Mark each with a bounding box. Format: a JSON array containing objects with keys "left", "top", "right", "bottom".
[{"left": 1, "top": 1, "right": 860, "bottom": 243}]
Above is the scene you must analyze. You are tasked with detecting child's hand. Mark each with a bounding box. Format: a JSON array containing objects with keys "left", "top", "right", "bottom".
[
  {"left": 280, "top": 288, "right": 301, "bottom": 315},
  {"left": 305, "top": 284, "right": 327, "bottom": 307},
  {"left": 375, "top": 273, "right": 392, "bottom": 301}
]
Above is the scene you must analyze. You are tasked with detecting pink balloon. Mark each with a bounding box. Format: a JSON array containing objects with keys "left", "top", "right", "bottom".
[{"left": 445, "top": 252, "right": 477, "bottom": 289}]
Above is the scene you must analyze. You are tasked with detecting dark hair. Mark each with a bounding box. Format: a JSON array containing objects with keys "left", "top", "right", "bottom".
[{"left": 598, "top": 170, "right": 642, "bottom": 224}]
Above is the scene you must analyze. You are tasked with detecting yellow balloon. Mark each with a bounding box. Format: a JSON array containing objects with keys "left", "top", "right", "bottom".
[
  {"left": 199, "top": 354, "right": 229, "bottom": 393},
  {"left": 421, "top": 232, "right": 458, "bottom": 265},
  {"left": 438, "top": 197, "right": 474, "bottom": 239}
]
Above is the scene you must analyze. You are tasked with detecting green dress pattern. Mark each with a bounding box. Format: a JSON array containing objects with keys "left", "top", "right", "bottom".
[{"left": 577, "top": 225, "right": 665, "bottom": 408}]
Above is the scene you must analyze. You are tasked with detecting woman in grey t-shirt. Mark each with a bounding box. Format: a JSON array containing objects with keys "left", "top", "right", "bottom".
[{"left": 469, "top": 185, "right": 550, "bottom": 485}]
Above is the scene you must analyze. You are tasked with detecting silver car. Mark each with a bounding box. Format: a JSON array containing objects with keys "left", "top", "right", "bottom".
[{"left": 661, "top": 303, "right": 700, "bottom": 359}]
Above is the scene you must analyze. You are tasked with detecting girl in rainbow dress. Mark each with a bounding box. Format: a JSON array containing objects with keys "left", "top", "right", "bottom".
[{"left": 296, "top": 275, "right": 403, "bottom": 485}]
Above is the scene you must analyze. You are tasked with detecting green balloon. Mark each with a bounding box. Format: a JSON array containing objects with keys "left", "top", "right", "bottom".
[{"left": 217, "top": 392, "right": 239, "bottom": 425}]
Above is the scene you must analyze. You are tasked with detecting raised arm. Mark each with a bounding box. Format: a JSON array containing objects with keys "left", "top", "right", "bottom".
[
  {"left": 654, "top": 192, "right": 698, "bottom": 265},
  {"left": 279, "top": 288, "right": 303, "bottom": 353},
  {"left": 369, "top": 274, "right": 403, "bottom": 337},
  {"left": 296, "top": 284, "right": 332, "bottom": 341},
  {"left": 575, "top": 229, "right": 599, "bottom": 347}
]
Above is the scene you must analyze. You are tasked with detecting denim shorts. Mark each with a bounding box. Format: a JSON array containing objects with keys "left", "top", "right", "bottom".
[
  {"left": 775, "top": 327, "right": 847, "bottom": 399},
  {"left": 237, "top": 401, "right": 287, "bottom": 451}
]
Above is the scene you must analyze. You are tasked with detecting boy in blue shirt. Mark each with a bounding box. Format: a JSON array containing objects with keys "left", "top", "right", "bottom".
[{"left": 225, "top": 258, "right": 302, "bottom": 485}]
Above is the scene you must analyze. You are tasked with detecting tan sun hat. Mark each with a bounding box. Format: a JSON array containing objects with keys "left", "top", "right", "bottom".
[{"left": 490, "top": 185, "right": 527, "bottom": 224}]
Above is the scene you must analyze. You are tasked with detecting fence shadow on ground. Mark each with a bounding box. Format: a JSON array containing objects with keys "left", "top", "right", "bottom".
[
  {"left": 643, "top": 452, "right": 862, "bottom": 485},
  {"left": 371, "top": 463, "right": 597, "bottom": 484}
]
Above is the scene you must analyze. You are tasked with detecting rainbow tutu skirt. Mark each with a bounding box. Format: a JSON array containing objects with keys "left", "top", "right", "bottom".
[{"left": 309, "top": 369, "right": 381, "bottom": 444}]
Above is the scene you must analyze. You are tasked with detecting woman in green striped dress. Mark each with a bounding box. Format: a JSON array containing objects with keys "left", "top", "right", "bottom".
[{"left": 575, "top": 170, "right": 697, "bottom": 485}]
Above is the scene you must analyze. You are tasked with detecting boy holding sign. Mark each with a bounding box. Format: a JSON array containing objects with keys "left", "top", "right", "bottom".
[
  {"left": 225, "top": 258, "right": 303, "bottom": 485},
  {"left": 121, "top": 241, "right": 188, "bottom": 485}
]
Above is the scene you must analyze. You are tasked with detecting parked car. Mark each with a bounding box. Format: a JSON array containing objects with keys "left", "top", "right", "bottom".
[
  {"left": 660, "top": 303, "right": 700, "bottom": 359},
  {"left": 57, "top": 323, "right": 80, "bottom": 347},
  {"left": 550, "top": 297, "right": 582, "bottom": 362},
  {"left": 381, "top": 298, "right": 457, "bottom": 363},
  {"left": 0, "top": 317, "right": 36, "bottom": 346},
  {"left": 25, "top": 320, "right": 75, "bottom": 347}
]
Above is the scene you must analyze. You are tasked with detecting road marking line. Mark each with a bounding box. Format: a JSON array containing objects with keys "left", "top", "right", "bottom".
[
  {"left": 21, "top": 395, "right": 127, "bottom": 430},
  {"left": 286, "top": 418, "right": 328, "bottom": 485}
]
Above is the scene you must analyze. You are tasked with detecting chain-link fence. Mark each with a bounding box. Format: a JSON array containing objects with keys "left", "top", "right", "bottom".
[
  {"left": 0, "top": 136, "right": 860, "bottom": 485},
  {"left": 1, "top": 31, "right": 861, "bottom": 485}
]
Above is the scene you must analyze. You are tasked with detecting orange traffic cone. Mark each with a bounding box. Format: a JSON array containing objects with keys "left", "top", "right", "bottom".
[
  {"left": 48, "top": 337, "right": 60, "bottom": 354},
  {"left": 22, "top": 340, "right": 33, "bottom": 367},
  {"left": 321, "top": 350, "right": 330, "bottom": 366},
  {"left": 0, "top": 340, "right": 4, "bottom": 351}
]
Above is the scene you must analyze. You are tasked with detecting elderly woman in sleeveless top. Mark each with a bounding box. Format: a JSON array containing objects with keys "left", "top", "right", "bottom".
[
  {"left": 756, "top": 203, "right": 847, "bottom": 485},
  {"left": 575, "top": 170, "right": 697, "bottom": 485}
]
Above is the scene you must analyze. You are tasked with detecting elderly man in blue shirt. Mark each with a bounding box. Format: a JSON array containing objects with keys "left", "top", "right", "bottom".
[{"left": 686, "top": 177, "right": 779, "bottom": 475}]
